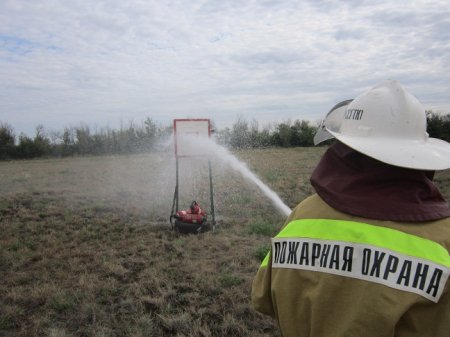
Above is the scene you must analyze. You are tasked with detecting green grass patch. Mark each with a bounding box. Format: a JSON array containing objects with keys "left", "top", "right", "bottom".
[
  {"left": 264, "top": 170, "right": 282, "bottom": 183},
  {"left": 247, "top": 218, "right": 277, "bottom": 236},
  {"left": 229, "top": 193, "right": 252, "bottom": 205},
  {"left": 218, "top": 271, "right": 243, "bottom": 288},
  {"left": 49, "top": 290, "right": 77, "bottom": 314},
  {"left": 254, "top": 245, "right": 270, "bottom": 261},
  {"left": 9, "top": 239, "right": 37, "bottom": 251},
  {"left": 0, "top": 200, "right": 11, "bottom": 212},
  {"left": 0, "top": 305, "right": 24, "bottom": 329}
]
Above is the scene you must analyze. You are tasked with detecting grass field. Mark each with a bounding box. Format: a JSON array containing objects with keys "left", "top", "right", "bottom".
[{"left": 1, "top": 147, "right": 449, "bottom": 337}]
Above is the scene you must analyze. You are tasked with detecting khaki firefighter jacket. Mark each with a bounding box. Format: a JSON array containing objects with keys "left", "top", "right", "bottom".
[{"left": 251, "top": 194, "right": 450, "bottom": 337}]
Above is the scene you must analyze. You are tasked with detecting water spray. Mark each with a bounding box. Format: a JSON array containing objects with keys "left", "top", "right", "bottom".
[
  {"left": 170, "top": 119, "right": 215, "bottom": 234},
  {"left": 186, "top": 135, "right": 292, "bottom": 217},
  {"left": 169, "top": 118, "right": 292, "bottom": 234}
]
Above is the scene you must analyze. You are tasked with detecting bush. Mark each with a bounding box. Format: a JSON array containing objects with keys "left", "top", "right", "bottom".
[
  {"left": 427, "top": 112, "right": 450, "bottom": 142},
  {"left": 0, "top": 122, "right": 15, "bottom": 160}
]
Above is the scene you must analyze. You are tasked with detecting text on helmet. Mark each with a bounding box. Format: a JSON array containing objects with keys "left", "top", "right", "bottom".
[{"left": 345, "top": 108, "right": 364, "bottom": 120}]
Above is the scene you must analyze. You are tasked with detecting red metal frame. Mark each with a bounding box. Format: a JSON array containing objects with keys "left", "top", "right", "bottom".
[{"left": 173, "top": 118, "right": 211, "bottom": 157}]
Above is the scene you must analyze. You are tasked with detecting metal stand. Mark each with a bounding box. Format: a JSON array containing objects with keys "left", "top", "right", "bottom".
[
  {"left": 170, "top": 157, "right": 179, "bottom": 230},
  {"left": 208, "top": 159, "right": 216, "bottom": 231},
  {"left": 170, "top": 157, "right": 216, "bottom": 231}
]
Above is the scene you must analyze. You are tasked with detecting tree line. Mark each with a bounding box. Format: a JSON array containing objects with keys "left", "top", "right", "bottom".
[
  {"left": 0, "top": 118, "right": 172, "bottom": 160},
  {"left": 215, "top": 118, "right": 317, "bottom": 148},
  {"left": 1, "top": 112, "right": 449, "bottom": 160},
  {"left": 215, "top": 111, "right": 450, "bottom": 149}
]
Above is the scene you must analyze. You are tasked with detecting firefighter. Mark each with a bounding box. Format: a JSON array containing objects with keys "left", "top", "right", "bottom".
[{"left": 251, "top": 80, "right": 450, "bottom": 337}]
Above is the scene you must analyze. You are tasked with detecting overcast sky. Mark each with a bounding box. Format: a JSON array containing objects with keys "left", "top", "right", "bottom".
[{"left": 1, "top": 0, "right": 449, "bottom": 136}]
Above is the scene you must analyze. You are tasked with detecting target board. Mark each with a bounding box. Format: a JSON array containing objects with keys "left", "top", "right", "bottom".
[{"left": 173, "top": 119, "right": 211, "bottom": 157}]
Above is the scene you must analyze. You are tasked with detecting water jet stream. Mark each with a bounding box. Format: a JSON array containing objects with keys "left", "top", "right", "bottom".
[{"left": 181, "top": 135, "right": 292, "bottom": 217}]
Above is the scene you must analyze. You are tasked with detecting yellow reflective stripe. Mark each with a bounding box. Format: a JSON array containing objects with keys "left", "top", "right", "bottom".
[
  {"left": 259, "top": 219, "right": 450, "bottom": 268},
  {"left": 273, "top": 219, "right": 450, "bottom": 268},
  {"left": 260, "top": 251, "right": 270, "bottom": 268}
]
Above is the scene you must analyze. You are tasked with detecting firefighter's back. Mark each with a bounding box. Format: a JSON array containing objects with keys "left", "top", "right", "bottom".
[{"left": 265, "top": 194, "right": 450, "bottom": 337}]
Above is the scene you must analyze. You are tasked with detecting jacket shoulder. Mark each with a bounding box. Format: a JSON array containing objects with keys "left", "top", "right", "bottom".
[
  {"left": 290, "top": 194, "right": 350, "bottom": 220},
  {"left": 289, "top": 194, "right": 450, "bottom": 252}
]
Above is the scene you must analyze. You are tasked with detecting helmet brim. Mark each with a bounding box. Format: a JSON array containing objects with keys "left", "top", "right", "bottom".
[
  {"left": 314, "top": 99, "right": 353, "bottom": 146},
  {"left": 328, "top": 130, "right": 450, "bottom": 170},
  {"left": 313, "top": 121, "right": 334, "bottom": 145}
]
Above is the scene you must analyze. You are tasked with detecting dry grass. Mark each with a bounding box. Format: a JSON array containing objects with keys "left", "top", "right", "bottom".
[{"left": 0, "top": 147, "right": 449, "bottom": 337}]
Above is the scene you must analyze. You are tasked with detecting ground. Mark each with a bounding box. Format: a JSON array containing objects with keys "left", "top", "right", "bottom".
[{"left": 0, "top": 147, "right": 449, "bottom": 336}]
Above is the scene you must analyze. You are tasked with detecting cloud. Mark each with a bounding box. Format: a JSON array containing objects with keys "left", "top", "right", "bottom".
[{"left": 0, "top": 0, "right": 449, "bottom": 136}]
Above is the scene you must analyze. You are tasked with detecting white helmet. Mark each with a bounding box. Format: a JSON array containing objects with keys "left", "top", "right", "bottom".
[{"left": 324, "top": 80, "right": 450, "bottom": 170}]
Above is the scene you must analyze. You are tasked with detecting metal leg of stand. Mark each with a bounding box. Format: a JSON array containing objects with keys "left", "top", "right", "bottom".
[
  {"left": 175, "top": 157, "right": 179, "bottom": 212},
  {"left": 208, "top": 160, "right": 216, "bottom": 231}
]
